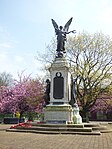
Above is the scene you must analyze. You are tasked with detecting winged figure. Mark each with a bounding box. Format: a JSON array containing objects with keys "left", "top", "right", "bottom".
[{"left": 51, "top": 17, "right": 76, "bottom": 55}]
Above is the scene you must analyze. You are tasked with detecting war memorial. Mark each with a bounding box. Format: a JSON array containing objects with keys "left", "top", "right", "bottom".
[
  {"left": 44, "top": 17, "right": 82, "bottom": 124},
  {"left": 0, "top": 17, "right": 112, "bottom": 149},
  {"left": 5, "top": 18, "right": 112, "bottom": 136}
]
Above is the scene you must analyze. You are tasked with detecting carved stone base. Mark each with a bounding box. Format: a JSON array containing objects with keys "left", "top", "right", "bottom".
[{"left": 44, "top": 103, "right": 73, "bottom": 123}]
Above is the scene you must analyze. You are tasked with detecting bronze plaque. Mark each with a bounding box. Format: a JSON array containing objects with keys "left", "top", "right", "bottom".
[{"left": 53, "top": 72, "right": 64, "bottom": 99}]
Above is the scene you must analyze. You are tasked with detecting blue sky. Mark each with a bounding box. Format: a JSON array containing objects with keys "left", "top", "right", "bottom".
[{"left": 0, "top": 0, "right": 112, "bottom": 79}]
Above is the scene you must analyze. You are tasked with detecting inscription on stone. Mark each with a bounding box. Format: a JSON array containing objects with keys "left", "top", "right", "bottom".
[{"left": 53, "top": 72, "right": 64, "bottom": 99}]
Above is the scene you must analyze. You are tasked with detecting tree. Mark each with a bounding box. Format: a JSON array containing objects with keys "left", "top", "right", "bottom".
[
  {"left": 0, "top": 72, "right": 13, "bottom": 86},
  {"left": 67, "top": 32, "right": 112, "bottom": 120},
  {"left": 37, "top": 32, "right": 112, "bottom": 121},
  {"left": 0, "top": 75, "right": 45, "bottom": 121},
  {"left": 0, "top": 86, "right": 11, "bottom": 113},
  {"left": 91, "top": 84, "right": 112, "bottom": 120},
  {"left": 13, "top": 77, "right": 44, "bottom": 121}
]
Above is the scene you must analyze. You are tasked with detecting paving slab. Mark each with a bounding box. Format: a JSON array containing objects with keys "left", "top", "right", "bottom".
[{"left": 0, "top": 123, "right": 112, "bottom": 149}]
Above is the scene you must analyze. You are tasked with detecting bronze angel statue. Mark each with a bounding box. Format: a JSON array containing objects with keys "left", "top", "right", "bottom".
[{"left": 51, "top": 17, "right": 76, "bottom": 56}]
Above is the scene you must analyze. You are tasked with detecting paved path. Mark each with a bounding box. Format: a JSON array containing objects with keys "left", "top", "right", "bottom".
[{"left": 0, "top": 124, "right": 112, "bottom": 149}]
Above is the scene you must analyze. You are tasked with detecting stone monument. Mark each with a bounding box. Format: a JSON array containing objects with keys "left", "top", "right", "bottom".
[{"left": 44, "top": 18, "right": 82, "bottom": 124}]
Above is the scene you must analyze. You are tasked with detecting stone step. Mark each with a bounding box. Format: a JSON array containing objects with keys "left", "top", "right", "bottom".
[
  {"left": 6, "top": 129, "right": 101, "bottom": 135},
  {"left": 7, "top": 122, "right": 112, "bottom": 135},
  {"left": 30, "top": 123, "right": 84, "bottom": 128},
  {"left": 17, "top": 126, "right": 92, "bottom": 132},
  {"left": 92, "top": 126, "right": 108, "bottom": 131},
  {"left": 84, "top": 123, "right": 100, "bottom": 127},
  {"left": 100, "top": 129, "right": 112, "bottom": 133}
]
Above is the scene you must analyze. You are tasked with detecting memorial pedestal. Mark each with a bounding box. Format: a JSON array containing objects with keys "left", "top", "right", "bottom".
[
  {"left": 44, "top": 57, "right": 82, "bottom": 124},
  {"left": 44, "top": 103, "right": 73, "bottom": 123}
]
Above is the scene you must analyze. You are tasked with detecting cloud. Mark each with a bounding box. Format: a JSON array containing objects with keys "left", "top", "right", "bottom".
[
  {"left": 14, "top": 55, "right": 24, "bottom": 63},
  {"left": 0, "top": 52, "right": 13, "bottom": 74},
  {"left": 99, "top": 0, "right": 111, "bottom": 8},
  {"left": 0, "top": 42, "right": 13, "bottom": 49},
  {"left": 0, "top": 53, "right": 7, "bottom": 62},
  {"left": 0, "top": 25, "right": 4, "bottom": 32},
  {"left": 0, "top": 25, "right": 16, "bottom": 52},
  {"left": 93, "top": 0, "right": 112, "bottom": 35},
  {"left": 97, "top": 7, "right": 112, "bottom": 24}
]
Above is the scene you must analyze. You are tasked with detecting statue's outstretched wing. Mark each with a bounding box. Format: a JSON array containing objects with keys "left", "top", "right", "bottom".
[
  {"left": 64, "top": 17, "right": 73, "bottom": 32},
  {"left": 51, "top": 19, "right": 59, "bottom": 35}
]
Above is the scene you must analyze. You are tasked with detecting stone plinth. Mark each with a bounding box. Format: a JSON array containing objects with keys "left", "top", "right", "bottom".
[
  {"left": 44, "top": 57, "right": 82, "bottom": 124},
  {"left": 44, "top": 103, "right": 73, "bottom": 123}
]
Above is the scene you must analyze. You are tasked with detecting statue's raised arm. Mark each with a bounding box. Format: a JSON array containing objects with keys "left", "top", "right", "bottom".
[{"left": 51, "top": 17, "right": 76, "bottom": 58}]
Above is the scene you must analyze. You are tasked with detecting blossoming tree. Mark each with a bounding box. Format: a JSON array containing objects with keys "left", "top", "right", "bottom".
[{"left": 0, "top": 75, "right": 45, "bottom": 120}]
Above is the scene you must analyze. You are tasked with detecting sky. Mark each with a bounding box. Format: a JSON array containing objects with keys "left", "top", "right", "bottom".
[{"left": 0, "top": 0, "right": 112, "bottom": 79}]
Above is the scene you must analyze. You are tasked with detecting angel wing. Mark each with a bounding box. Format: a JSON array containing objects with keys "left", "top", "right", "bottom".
[
  {"left": 51, "top": 19, "right": 59, "bottom": 35},
  {"left": 64, "top": 17, "right": 73, "bottom": 32}
]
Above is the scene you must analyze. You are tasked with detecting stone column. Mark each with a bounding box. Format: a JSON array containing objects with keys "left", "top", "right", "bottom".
[
  {"left": 49, "top": 57, "right": 71, "bottom": 104},
  {"left": 44, "top": 57, "right": 73, "bottom": 123}
]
